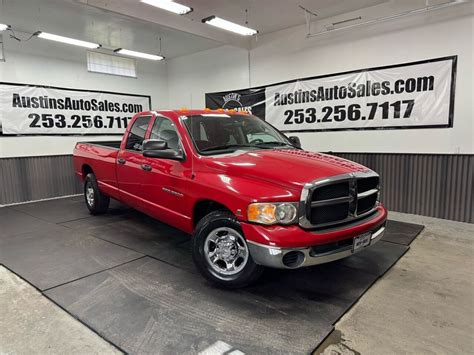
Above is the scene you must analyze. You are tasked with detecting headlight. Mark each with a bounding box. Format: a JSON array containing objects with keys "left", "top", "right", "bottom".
[{"left": 247, "top": 202, "right": 298, "bottom": 225}]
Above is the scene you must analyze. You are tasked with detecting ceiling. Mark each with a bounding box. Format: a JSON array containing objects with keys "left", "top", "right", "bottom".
[
  {"left": 175, "top": 0, "right": 389, "bottom": 35},
  {"left": 77, "top": 0, "right": 393, "bottom": 49},
  {"left": 0, "top": 0, "right": 222, "bottom": 58},
  {"left": 3, "top": 0, "right": 453, "bottom": 59}
]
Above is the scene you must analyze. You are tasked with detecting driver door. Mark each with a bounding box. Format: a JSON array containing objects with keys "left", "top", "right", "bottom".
[{"left": 140, "top": 116, "right": 192, "bottom": 230}]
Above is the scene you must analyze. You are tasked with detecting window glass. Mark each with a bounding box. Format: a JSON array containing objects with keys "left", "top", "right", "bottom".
[
  {"left": 125, "top": 116, "right": 151, "bottom": 151},
  {"left": 87, "top": 51, "right": 137, "bottom": 78},
  {"left": 183, "top": 114, "right": 291, "bottom": 155},
  {"left": 150, "top": 117, "right": 180, "bottom": 150}
]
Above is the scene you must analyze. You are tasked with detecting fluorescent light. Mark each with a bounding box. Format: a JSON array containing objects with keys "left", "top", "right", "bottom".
[
  {"left": 114, "top": 48, "right": 164, "bottom": 61},
  {"left": 36, "top": 32, "right": 100, "bottom": 49},
  {"left": 0, "top": 24, "right": 10, "bottom": 31},
  {"left": 141, "top": 0, "right": 192, "bottom": 15},
  {"left": 202, "top": 16, "right": 258, "bottom": 36}
]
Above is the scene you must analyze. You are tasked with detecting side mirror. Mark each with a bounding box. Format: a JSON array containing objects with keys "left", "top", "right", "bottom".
[
  {"left": 143, "top": 139, "right": 167, "bottom": 151},
  {"left": 142, "top": 139, "right": 185, "bottom": 161},
  {"left": 143, "top": 149, "right": 185, "bottom": 160},
  {"left": 288, "top": 136, "right": 302, "bottom": 149}
]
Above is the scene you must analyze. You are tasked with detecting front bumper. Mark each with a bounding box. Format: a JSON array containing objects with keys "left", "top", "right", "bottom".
[{"left": 247, "top": 224, "right": 386, "bottom": 269}]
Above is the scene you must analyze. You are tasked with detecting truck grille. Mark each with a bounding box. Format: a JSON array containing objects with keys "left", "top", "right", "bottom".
[{"left": 301, "top": 172, "right": 380, "bottom": 229}]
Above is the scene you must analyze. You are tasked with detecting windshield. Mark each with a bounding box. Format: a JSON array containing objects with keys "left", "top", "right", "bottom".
[{"left": 183, "top": 114, "right": 293, "bottom": 155}]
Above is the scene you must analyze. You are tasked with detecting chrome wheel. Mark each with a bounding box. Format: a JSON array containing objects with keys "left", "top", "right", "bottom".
[
  {"left": 86, "top": 183, "right": 95, "bottom": 207},
  {"left": 204, "top": 227, "right": 249, "bottom": 276}
]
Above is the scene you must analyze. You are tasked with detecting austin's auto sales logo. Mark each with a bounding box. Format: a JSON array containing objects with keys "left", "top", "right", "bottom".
[{"left": 222, "top": 93, "right": 253, "bottom": 114}]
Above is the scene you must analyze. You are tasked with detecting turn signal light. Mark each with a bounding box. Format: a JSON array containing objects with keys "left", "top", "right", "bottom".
[{"left": 248, "top": 202, "right": 298, "bottom": 225}]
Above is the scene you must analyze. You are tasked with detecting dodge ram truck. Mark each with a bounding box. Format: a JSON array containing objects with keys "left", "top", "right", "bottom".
[{"left": 73, "top": 109, "right": 387, "bottom": 288}]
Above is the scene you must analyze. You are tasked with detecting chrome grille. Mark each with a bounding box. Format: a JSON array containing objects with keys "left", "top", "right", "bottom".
[{"left": 299, "top": 171, "right": 380, "bottom": 229}]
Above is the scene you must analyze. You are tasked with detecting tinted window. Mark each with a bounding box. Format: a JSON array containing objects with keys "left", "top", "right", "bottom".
[
  {"left": 150, "top": 117, "right": 180, "bottom": 150},
  {"left": 125, "top": 116, "right": 151, "bottom": 151}
]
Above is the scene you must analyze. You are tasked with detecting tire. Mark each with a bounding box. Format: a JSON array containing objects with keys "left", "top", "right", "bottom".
[
  {"left": 84, "top": 173, "right": 110, "bottom": 215},
  {"left": 192, "top": 210, "right": 264, "bottom": 288}
]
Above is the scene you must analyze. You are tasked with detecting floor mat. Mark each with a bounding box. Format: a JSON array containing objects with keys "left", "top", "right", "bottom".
[
  {"left": 0, "top": 227, "right": 143, "bottom": 290},
  {"left": 382, "top": 219, "right": 424, "bottom": 246},
  {"left": 336, "top": 240, "right": 409, "bottom": 276},
  {"left": 45, "top": 257, "right": 336, "bottom": 355},
  {"left": 11, "top": 196, "right": 130, "bottom": 224},
  {"left": 0, "top": 208, "right": 64, "bottom": 237},
  {"left": 1, "top": 197, "right": 423, "bottom": 354}
]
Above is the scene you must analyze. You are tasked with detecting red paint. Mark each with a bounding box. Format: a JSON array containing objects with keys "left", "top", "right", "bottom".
[{"left": 74, "top": 110, "right": 387, "bottom": 247}]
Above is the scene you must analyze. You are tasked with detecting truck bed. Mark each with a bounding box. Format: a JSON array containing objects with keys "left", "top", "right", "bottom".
[{"left": 79, "top": 140, "right": 122, "bottom": 149}]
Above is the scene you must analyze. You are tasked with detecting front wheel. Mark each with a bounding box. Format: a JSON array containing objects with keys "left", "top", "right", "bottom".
[
  {"left": 84, "top": 173, "right": 110, "bottom": 215},
  {"left": 192, "top": 210, "right": 264, "bottom": 288}
]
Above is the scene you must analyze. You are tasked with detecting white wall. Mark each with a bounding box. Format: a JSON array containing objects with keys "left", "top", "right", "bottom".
[
  {"left": 0, "top": 38, "right": 168, "bottom": 158},
  {"left": 2, "top": 1, "right": 473, "bottom": 157},
  {"left": 167, "top": 45, "right": 249, "bottom": 109},
  {"left": 167, "top": 7, "right": 474, "bottom": 154},
  {"left": 0, "top": 0, "right": 169, "bottom": 158}
]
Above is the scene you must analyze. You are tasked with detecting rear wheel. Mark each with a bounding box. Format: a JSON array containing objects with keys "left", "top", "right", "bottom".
[
  {"left": 84, "top": 173, "right": 110, "bottom": 215},
  {"left": 192, "top": 210, "right": 264, "bottom": 288}
]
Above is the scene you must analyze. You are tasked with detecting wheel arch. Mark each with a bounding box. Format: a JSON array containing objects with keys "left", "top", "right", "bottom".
[
  {"left": 193, "top": 199, "right": 233, "bottom": 228},
  {"left": 82, "top": 164, "right": 94, "bottom": 180}
]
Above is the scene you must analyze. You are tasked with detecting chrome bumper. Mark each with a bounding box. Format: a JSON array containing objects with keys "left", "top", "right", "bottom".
[{"left": 248, "top": 225, "right": 386, "bottom": 269}]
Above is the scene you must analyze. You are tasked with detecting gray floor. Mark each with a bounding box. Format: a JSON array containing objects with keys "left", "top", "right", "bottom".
[
  {"left": 0, "top": 196, "right": 452, "bottom": 354},
  {"left": 318, "top": 211, "right": 474, "bottom": 354},
  {"left": 0, "top": 265, "right": 120, "bottom": 355}
]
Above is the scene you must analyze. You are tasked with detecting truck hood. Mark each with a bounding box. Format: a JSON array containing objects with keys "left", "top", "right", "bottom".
[{"left": 202, "top": 148, "right": 370, "bottom": 190}]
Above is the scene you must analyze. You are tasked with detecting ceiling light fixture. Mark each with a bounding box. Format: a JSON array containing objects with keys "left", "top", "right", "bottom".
[
  {"left": 141, "top": 0, "right": 192, "bottom": 15},
  {"left": 201, "top": 16, "right": 258, "bottom": 36},
  {"left": 36, "top": 32, "right": 100, "bottom": 49},
  {"left": 114, "top": 48, "right": 164, "bottom": 61},
  {"left": 0, "top": 24, "right": 11, "bottom": 31}
]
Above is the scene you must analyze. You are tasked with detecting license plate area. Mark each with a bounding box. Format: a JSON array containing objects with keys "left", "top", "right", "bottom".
[{"left": 353, "top": 232, "right": 371, "bottom": 252}]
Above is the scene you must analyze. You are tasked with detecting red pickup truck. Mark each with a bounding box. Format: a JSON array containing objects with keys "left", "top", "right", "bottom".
[{"left": 74, "top": 109, "right": 387, "bottom": 288}]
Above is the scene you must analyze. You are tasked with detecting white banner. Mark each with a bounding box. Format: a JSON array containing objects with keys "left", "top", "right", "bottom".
[
  {"left": 0, "top": 84, "right": 151, "bottom": 135},
  {"left": 265, "top": 57, "right": 456, "bottom": 132}
]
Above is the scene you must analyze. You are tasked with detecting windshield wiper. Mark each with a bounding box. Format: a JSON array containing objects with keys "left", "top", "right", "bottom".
[{"left": 200, "top": 144, "right": 259, "bottom": 152}]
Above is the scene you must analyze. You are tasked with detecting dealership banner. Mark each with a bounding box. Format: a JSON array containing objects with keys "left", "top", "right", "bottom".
[
  {"left": 205, "top": 56, "right": 456, "bottom": 132},
  {"left": 0, "top": 83, "right": 151, "bottom": 135},
  {"left": 205, "top": 88, "right": 266, "bottom": 118}
]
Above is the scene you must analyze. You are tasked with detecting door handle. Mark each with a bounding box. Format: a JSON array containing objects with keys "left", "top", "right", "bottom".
[
  {"left": 141, "top": 164, "right": 152, "bottom": 172},
  {"left": 117, "top": 158, "right": 126, "bottom": 165}
]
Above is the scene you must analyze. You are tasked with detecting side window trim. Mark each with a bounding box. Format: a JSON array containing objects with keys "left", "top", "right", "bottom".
[{"left": 124, "top": 115, "right": 152, "bottom": 153}]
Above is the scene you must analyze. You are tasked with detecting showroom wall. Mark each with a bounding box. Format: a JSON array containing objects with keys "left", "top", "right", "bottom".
[
  {"left": 0, "top": 33, "right": 168, "bottom": 158},
  {"left": 249, "top": 17, "right": 473, "bottom": 155},
  {"left": 167, "top": 7, "right": 473, "bottom": 223},
  {"left": 1, "top": 1, "right": 472, "bottom": 222},
  {"left": 168, "top": 9, "right": 473, "bottom": 155},
  {"left": 0, "top": 39, "right": 168, "bottom": 204},
  {"left": 0, "top": 0, "right": 169, "bottom": 204}
]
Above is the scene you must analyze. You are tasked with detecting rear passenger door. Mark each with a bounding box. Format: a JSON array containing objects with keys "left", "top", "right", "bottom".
[{"left": 116, "top": 115, "right": 152, "bottom": 208}]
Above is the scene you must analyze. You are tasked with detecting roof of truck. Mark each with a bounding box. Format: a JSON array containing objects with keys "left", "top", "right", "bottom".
[{"left": 152, "top": 109, "right": 250, "bottom": 116}]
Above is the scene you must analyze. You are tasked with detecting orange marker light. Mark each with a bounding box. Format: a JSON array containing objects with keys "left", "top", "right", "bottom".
[
  {"left": 247, "top": 203, "right": 277, "bottom": 224},
  {"left": 247, "top": 204, "right": 260, "bottom": 221}
]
